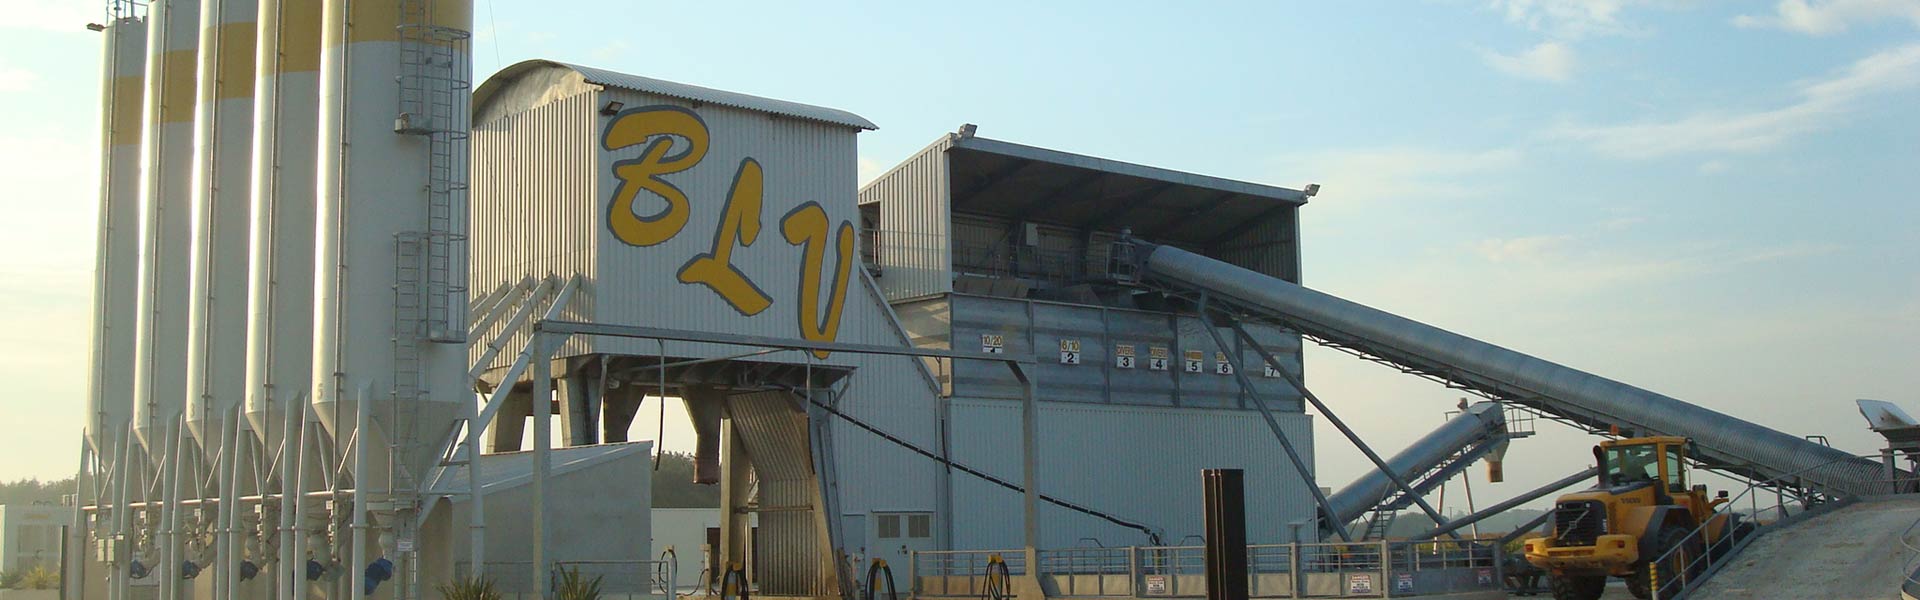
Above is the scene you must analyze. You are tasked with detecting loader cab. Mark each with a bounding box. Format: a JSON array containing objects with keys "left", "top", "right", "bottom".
[{"left": 1597, "top": 436, "right": 1695, "bottom": 504}]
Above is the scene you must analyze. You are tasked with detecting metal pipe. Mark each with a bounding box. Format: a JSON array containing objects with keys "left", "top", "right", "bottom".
[
  {"left": 466, "top": 396, "right": 486, "bottom": 580},
  {"left": 1221, "top": 321, "right": 1462, "bottom": 540},
  {"left": 290, "top": 405, "right": 313, "bottom": 600},
  {"left": 67, "top": 441, "right": 91, "bottom": 600},
  {"left": 350, "top": 384, "right": 369, "bottom": 600},
  {"left": 1416, "top": 468, "right": 1598, "bottom": 540},
  {"left": 162, "top": 418, "right": 185, "bottom": 600},
  {"left": 467, "top": 277, "right": 527, "bottom": 336},
  {"left": 1325, "top": 402, "right": 1506, "bottom": 526},
  {"left": 111, "top": 426, "right": 135, "bottom": 600},
  {"left": 1190, "top": 302, "right": 1351, "bottom": 541},
  {"left": 222, "top": 407, "right": 246, "bottom": 599},
  {"left": 469, "top": 276, "right": 557, "bottom": 378},
  {"left": 1137, "top": 242, "right": 1896, "bottom": 496},
  {"left": 530, "top": 332, "right": 552, "bottom": 594},
  {"left": 280, "top": 393, "right": 300, "bottom": 600},
  {"left": 1496, "top": 512, "right": 1554, "bottom": 547}
]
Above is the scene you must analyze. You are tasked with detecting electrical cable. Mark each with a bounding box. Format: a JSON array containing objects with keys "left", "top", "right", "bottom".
[{"left": 799, "top": 393, "right": 1164, "bottom": 545}]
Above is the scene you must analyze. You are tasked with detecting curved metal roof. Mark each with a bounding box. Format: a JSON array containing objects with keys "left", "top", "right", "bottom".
[{"left": 474, "top": 59, "right": 876, "bottom": 130}]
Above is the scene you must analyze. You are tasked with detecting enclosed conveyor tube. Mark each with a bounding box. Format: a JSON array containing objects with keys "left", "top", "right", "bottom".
[
  {"left": 1325, "top": 401, "right": 1506, "bottom": 526},
  {"left": 1131, "top": 240, "right": 1895, "bottom": 497}
]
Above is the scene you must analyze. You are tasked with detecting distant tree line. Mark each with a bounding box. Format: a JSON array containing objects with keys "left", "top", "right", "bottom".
[
  {"left": 0, "top": 454, "right": 715, "bottom": 510},
  {"left": 651, "top": 452, "right": 719, "bottom": 508},
  {"left": 0, "top": 478, "right": 73, "bottom": 506}
]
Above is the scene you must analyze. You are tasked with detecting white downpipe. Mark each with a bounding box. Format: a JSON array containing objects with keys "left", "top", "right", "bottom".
[
  {"left": 67, "top": 440, "right": 91, "bottom": 600},
  {"left": 221, "top": 405, "right": 246, "bottom": 599},
  {"left": 350, "top": 383, "right": 369, "bottom": 600},
  {"left": 160, "top": 418, "right": 184, "bottom": 600},
  {"left": 110, "top": 426, "right": 135, "bottom": 600},
  {"left": 466, "top": 397, "right": 485, "bottom": 580},
  {"left": 280, "top": 393, "right": 301, "bottom": 600},
  {"left": 290, "top": 403, "right": 314, "bottom": 600},
  {"left": 530, "top": 331, "right": 550, "bottom": 597}
]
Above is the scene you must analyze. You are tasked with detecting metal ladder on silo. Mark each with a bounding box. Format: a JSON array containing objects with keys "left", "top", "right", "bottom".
[{"left": 390, "top": 6, "right": 473, "bottom": 597}]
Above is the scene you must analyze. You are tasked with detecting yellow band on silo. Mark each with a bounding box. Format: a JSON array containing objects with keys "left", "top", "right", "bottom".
[
  {"left": 215, "top": 21, "right": 258, "bottom": 99},
  {"left": 111, "top": 76, "right": 145, "bottom": 142},
  {"left": 325, "top": 0, "right": 473, "bottom": 47},
  {"left": 160, "top": 49, "right": 198, "bottom": 123},
  {"left": 277, "top": 0, "right": 325, "bottom": 73}
]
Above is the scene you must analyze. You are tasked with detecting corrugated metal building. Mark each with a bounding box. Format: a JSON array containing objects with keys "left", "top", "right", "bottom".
[
  {"left": 469, "top": 63, "right": 1321, "bottom": 593},
  {"left": 859, "top": 128, "right": 1321, "bottom": 550}
]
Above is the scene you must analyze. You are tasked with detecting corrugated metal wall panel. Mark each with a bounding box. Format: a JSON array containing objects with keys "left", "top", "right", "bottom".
[
  {"left": 946, "top": 294, "right": 1304, "bottom": 410},
  {"left": 729, "top": 390, "right": 828, "bottom": 596},
  {"left": 946, "top": 399, "right": 1316, "bottom": 548},
  {"left": 1209, "top": 207, "right": 1300, "bottom": 283},
  {"left": 470, "top": 90, "right": 600, "bottom": 368},
  {"left": 858, "top": 137, "right": 953, "bottom": 300}
]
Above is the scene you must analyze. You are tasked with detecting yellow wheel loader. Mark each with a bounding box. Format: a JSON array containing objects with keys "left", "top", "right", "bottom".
[{"left": 1522, "top": 437, "right": 1754, "bottom": 600}]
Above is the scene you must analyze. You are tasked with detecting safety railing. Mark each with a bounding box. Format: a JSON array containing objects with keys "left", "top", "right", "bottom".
[
  {"left": 1646, "top": 453, "right": 1917, "bottom": 600},
  {"left": 911, "top": 550, "right": 1028, "bottom": 598},
  {"left": 1900, "top": 508, "right": 1920, "bottom": 600},
  {"left": 1385, "top": 539, "right": 1498, "bottom": 573},
  {"left": 917, "top": 539, "right": 1502, "bottom": 598}
]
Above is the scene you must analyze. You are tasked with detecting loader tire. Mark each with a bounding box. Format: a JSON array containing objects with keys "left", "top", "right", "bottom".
[{"left": 1549, "top": 574, "right": 1606, "bottom": 600}]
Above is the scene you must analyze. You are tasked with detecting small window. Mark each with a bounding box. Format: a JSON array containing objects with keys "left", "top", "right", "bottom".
[
  {"left": 908, "top": 514, "right": 932, "bottom": 539},
  {"left": 876, "top": 515, "right": 900, "bottom": 539}
]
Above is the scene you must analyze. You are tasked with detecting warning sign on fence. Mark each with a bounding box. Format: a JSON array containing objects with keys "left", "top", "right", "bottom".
[
  {"left": 1144, "top": 575, "right": 1168, "bottom": 595},
  {"left": 1348, "top": 573, "right": 1374, "bottom": 594}
]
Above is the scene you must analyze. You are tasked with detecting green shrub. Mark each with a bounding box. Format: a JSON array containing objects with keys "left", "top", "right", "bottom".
[
  {"left": 0, "top": 570, "right": 23, "bottom": 589},
  {"left": 554, "top": 567, "right": 603, "bottom": 600},
  {"left": 435, "top": 576, "right": 503, "bottom": 600}
]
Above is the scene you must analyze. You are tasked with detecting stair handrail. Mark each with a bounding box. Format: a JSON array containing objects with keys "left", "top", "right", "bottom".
[{"left": 1648, "top": 452, "right": 1894, "bottom": 599}]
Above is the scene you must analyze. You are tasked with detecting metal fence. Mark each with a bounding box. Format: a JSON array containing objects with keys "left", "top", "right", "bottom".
[
  {"left": 915, "top": 539, "right": 1501, "bottom": 599},
  {"left": 451, "top": 560, "right": 675, "bottom": 600}
]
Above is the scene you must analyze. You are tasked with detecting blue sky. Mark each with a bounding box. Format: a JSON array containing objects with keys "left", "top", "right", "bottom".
[{"left": 0, "top": 1, "right": 1915, "bottom": 508}]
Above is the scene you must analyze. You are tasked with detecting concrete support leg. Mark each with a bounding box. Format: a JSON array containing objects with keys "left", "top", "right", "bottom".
[
  {"left": 601, "top": 386, "right": 642, "bottom": 443},
  {"left": 684, "top": 386, "right": 726, "bottom": 485},
  {"left": 486, "top": 390, "right": 530, "bottom": 453},
  {"left": 716, "top": 403, "right": 751, "bottom": 582},
  {"left": 558, "top": 374, "right": 597, "bottom": 447}
]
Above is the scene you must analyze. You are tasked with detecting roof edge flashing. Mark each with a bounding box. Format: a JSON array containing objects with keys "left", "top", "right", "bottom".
[{"left": 475, "top": 59, "right": 876, "bottom": 130}]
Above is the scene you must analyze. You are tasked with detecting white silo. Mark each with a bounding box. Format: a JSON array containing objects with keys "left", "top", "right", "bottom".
[
  {"left": 183, "top": 0, "right": 257, "bottom": 595},
  {"left": 127, "top": 0, "right": 200, "bottom": 595},
  {"left": 244, "top": 0, "right": 322, "bottom": 596},
  {"left": 86, "top": 12, "right": 146, "bottom": 600},
  {"left": 311, "top": 0, "right": 472, "bottom": 597},
  {"left": 130, "top": 0, "right": 201, "bottom": 471}
]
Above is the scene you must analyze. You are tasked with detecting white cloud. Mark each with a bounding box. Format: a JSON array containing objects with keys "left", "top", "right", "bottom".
[
  {"left": 1733, "top": 0, "right": 1920, "bottom": 35},
  {"left": 1278, "top": 146, "right": 1522, "bottom": 203},
  {"left": 1476, "top": 235, "right": 1574, "bottom": 263},
  {"left": 1697, "top": 159, "right": 1731, "bottom": 174},
  {"left": 1480, "top": 41, "right": 1577, "bottom": 82},
  {"left": 590, "top": 40, "right": 631, "bottom": 63},
  {"left": 1485, "top": 0, "right": 1684, "bottom": 39},
  {"left": 1549, "top": 43, "right": 1920, "bottom": 158}
]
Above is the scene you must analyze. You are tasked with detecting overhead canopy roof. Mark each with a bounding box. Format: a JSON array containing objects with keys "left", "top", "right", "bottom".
[{"left": 941, "top": 135, "right": 1309, "bottom": 246}]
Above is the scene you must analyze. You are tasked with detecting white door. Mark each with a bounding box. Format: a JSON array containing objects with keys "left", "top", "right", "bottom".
[{"left": 868, "top": 512, "right": 936, "bottom": 588}]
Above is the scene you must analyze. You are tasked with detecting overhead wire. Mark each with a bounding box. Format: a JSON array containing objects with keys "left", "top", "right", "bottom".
[{"left": 797, "top": 391, "right": 1164, "bottom": 546}]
